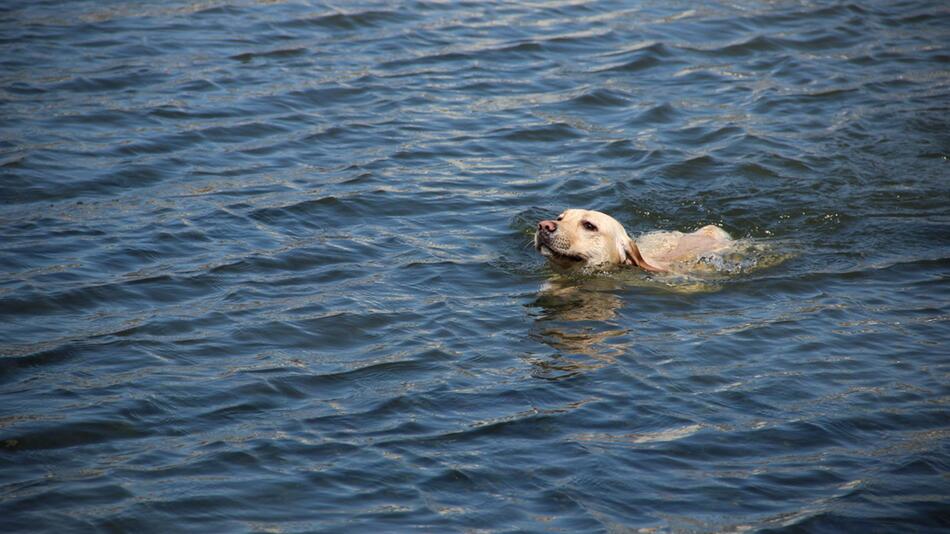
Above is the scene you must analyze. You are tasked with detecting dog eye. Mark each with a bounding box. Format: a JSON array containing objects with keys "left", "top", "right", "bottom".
[
  {"left": 556, "top": 215, "right": 564, "bottom": 221},
  {"left": 582, "top": 221, "right": 598, "bottom": 232}
]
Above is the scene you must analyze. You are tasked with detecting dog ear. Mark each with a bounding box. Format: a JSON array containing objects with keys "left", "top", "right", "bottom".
[{"left": 621, "top": 237, "right": 662, "bottom": 272}]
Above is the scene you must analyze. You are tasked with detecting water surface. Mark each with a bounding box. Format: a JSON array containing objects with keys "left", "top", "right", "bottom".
[{"left": 2, "top": 0, "right": 949, "bottom": 531}]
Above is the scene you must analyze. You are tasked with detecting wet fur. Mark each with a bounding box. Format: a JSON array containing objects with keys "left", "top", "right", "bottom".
[{"left": 535, "top": 209, "right": 733, "bottom": 274}]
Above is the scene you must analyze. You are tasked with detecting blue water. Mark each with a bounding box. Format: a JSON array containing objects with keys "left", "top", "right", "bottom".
[{"left": 2, "top": 1, "right": 949, "bottom": 531}]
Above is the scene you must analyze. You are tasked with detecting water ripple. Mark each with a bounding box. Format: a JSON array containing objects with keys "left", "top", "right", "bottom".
[{"left": 2, "top": 0, "right": 949, "bottom": 531}]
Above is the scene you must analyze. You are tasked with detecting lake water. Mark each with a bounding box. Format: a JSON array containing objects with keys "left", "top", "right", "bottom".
[{"left": 2, "top": 1, "right": 948, "bottom": 531}]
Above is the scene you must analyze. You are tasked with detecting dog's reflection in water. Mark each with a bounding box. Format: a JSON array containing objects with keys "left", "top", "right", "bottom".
[{"left": 525, "top": 276, "right": 631, "bottom": 380}]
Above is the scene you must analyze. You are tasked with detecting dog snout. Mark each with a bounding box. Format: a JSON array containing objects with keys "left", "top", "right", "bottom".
[{"left": 538, "top": 220, "right": 558, "bottom": 233}]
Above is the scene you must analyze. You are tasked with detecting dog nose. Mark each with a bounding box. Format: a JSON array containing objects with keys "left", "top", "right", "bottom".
[{"left": 538, "top": 220, "right": 557, "bottom": 233}]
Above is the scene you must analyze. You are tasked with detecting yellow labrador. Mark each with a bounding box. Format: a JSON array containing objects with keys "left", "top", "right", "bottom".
[{"left": 534, "top": 209, "right": 733, "bottom": 273}]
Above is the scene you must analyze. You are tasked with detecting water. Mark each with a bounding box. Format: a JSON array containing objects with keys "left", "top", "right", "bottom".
[{"left": 2, "top": 0, "right": 948, "bottom": 531}]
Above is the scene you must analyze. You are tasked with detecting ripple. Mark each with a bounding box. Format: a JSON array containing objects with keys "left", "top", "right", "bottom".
[
  {"left": 499, "top": 122, "right": 583, "bottom": 142},
  {"left": 283, "top": 9, "right": 413, "bottom": 31},
  {"left": 566, "top": 88, "right": 631, "bottom": 108},
  {"left": 596, "top": 42, "right": 674, "bottom": 72},
  {"left": 1, "top": 0, "right": 948, "bottom": 531},
  {"left": 229, "top": 47, "right": 308, "bottom": 63}
]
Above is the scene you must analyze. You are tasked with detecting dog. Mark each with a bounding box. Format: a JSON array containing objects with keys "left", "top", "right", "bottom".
[{"left": 534, "top": 209, "right": 733, "bottom": 274}]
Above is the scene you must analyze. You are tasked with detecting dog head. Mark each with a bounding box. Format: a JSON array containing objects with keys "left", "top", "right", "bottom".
[{"left": 534, "top": 209, "right": 659, "bottom": 271}]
